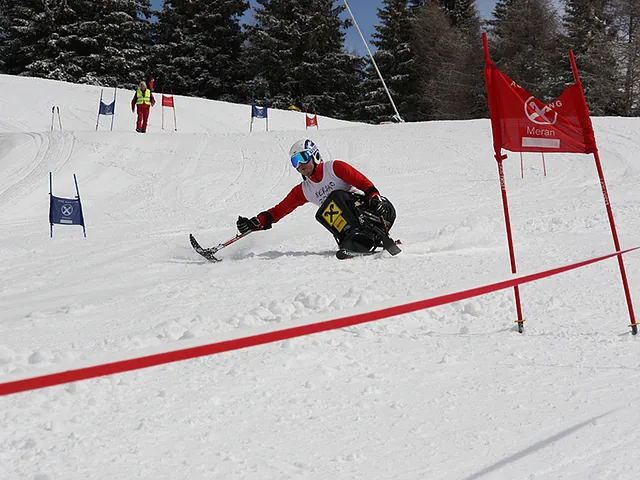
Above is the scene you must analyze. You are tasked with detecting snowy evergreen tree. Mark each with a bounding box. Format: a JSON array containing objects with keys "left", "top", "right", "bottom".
[
  {"left": 154, "top": 0, "right": 249, "bottom": 100},
  {"left": 0, "top": 0, "right": 14, "bottom": 72},
  {"left": 360, "top": 0, "right": 420, "bottom": 123},
  {"left": 439, "top": 0, "right": 477, "bottom": 28},
  {"left": 0, "top": 0, "right": 154, "bottom": 86},
  {"left": 0, "top": 0, "right": 58, "bottom": 76},
  {"left": 486, "top": 0, "right": 514, "bottom": 37},
  {"left": 563, "top": 0, "right": 624, "bottom": 115},
  {"left": 57, "top": 0, "right": 153, "bottom": 86},
  {"left": 487, "top": 0, "right": 563, "bottom": 101},
  {"left": 242, "top": 0, "right": 363, "bottom": 119},
  {"left": 150, "top": 0, "right": 188, "bottom": 93}
]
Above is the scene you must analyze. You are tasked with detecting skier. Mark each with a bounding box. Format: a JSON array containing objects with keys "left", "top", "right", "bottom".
[
  {"left": 130, "top": 81, "right": 156, "bottom": 133},
  {"left": 236, "top": 139, "right": 399, "bottom": 258}
]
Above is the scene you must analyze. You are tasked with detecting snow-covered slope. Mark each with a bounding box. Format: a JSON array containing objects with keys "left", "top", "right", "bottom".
[{"left": 1, "top": 74, "right": 640, "bottom": 480}]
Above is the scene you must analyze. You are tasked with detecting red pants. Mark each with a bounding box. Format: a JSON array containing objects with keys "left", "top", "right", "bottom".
[{"left": 136, "top": 104, "right": 150, "bottom": 132}]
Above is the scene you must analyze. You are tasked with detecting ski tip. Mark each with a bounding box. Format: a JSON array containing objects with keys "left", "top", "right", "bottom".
[
  {"left": 189, "top": 234, "right": 199, "bottom": 248},
  {"left": 189, "top": 234, "right": 221, "bottom": 262}
]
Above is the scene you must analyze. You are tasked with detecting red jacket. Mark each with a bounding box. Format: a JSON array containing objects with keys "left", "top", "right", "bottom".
[
  {"left": 131, "top": 89, "right": 156, "bottom": 110},
  {"left": 258, "top": 160, "right": 379, "bottom": 227}
]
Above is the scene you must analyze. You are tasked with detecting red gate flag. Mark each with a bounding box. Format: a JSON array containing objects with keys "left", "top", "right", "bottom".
[
  {"left": 483, "top": 38, "right": 596, "bottom": 158},
  {"left": 162, "top": 94, "right": 174, "bottom": 107},
  {"left": 306, "top": 110, "right": 318, "bottom": 129}
]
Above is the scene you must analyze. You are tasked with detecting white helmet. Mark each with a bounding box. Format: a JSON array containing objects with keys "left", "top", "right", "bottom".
[{"left": 289, "top": 139, "right": 322, "bottom": 168}]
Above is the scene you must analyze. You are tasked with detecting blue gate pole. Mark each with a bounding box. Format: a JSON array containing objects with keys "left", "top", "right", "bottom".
[
  {"left": 73, "top": 174, "right": 86, "bottom": 237},
  {"left": 96, "top": 89, "right": 103, "bottom": 131},
  {"left": 110, "top": 88, "right": 116, "bottom": 131},
  {"left": 49, "top": 172, "right": 53, "bottom": 238}
]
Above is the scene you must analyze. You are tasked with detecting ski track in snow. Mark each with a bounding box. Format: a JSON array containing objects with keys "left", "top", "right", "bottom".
[{"left": 1, "top": 75, "right": 640, "bottom": 479}]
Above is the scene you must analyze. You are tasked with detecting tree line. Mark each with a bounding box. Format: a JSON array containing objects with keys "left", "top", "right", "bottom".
[{"left": 1, "top": 0, "right": 638, "bottom": 122}]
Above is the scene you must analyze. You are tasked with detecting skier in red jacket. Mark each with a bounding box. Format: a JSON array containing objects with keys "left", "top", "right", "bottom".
[
  {"left": 130, "top": 81, "right": 156, "bottom": 133},
  {"left": 237, "top": 139, "right": 398, "bottom": 258}
]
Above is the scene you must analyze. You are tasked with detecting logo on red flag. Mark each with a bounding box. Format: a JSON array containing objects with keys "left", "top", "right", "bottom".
[{"left": 525, "top": 96, "right": 558, "bottom": 125}]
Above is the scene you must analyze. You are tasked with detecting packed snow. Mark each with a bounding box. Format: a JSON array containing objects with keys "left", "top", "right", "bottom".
[{"left": 1, "top": 74, "right": 640, "bottom": 479}]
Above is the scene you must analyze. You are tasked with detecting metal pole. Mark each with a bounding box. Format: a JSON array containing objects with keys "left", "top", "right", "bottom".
[{"left": 342, "top": 0, "right": 404, "bottom": 122}]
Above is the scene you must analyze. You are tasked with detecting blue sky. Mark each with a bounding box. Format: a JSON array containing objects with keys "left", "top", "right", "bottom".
[{"left": 149, "top": 0, "right": 498, "bottom": 56}]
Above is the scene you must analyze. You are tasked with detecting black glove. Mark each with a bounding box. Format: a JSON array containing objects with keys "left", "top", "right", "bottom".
[
  {"left": 237, "top": 216, "right": 262, "bottom": 234},
  {"left": 368, "top": 195, "right": 387, "bottom": 216}
]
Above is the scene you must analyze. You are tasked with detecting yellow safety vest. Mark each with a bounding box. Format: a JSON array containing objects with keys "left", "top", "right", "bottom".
[{"left": 136, "top": 89, "right": 151, "bottom": 105}]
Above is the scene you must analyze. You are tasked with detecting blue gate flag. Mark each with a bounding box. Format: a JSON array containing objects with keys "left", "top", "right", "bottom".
[
  {"left": 99, "top": 100, "right": 115, "bottom": 115},
  {"left": 49, "top": 172, "right": 86, "bottom": 238},
  {"left": 96, "top": 88, "right": 117, "bottom": 131},
  {"left": 250, "top": 93, "right": 268, "bottom": 132},
  {"left": 252, "top": 104, "right": 268, "bottom": 119},
  {"left": 50, "top": 196, "right": 84, "bottom": 226}
]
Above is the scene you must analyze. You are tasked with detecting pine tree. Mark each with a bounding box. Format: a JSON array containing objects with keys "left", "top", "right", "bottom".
[
  {"left": 0, "top": 0, "right": 14, "bottom": 73},
  {"left": 562, "top": 0, "right": 625, "bottom": 115},
  {"left": 486, "top": 0, "right": 514, "bottom": 37},
  {"left": 437, "top": 0, "right": 487, "bottom": 118},
  {"left": 610, "top": 0, "right": 640, "bottom": 114},
  {"left": 152, "top": 0, "right": 189, "bottom": 94},
  {"left": 0, "top": 0, "right": 58, "bottom": 76},
  {"left": 7, "top": 0, "right": 154, "bottom": 86},
  {"left": 154, "top": 0, "right": 249, "bottom": 100},
  {"left": 487, "top": 0, "right": 563, "bottom": 101},
  {"left": 411, "top": 1, "right": 471, "bottom": 119},
  {"left": 361, "top": 0, "right": 420, "bottom": 123},
  {"left": 439, "top": 0, "right": 478, "bottom": 28},
  {"left": 242, "top": 0, "right": 363, "bottom": 119}
]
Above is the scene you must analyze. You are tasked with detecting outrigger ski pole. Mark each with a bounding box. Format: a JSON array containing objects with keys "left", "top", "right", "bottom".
[{"left": 189, "top": 231, "right": 252, "bottom": 262}]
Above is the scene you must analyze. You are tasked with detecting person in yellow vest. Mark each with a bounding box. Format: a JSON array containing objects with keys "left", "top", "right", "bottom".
[{"left": 130, "top": 81, "right": 156, "bottom": 133}]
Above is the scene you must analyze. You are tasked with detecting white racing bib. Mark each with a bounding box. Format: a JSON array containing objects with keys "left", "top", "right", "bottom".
[{"left": 301, "top": 161, "right": 354, "bottom": 206}]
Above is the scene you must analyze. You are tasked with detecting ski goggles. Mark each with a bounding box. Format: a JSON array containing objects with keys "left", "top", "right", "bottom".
[{"left": 290, "top": 150, "right": 315, "bottom": 168}]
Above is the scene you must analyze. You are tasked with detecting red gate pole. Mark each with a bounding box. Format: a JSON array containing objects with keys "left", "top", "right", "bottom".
[
  {"left": 498, "top": 158, "right": 525, "bottom": 332},
  {"left": 161, "top": 88, "right": 165, "bottom": 130},
  {"left": 569, "top": 51, "right": 637, "bottom": 334},
  {"left": 172, "top": 89, "right": 177, "bottom": 131},
  {"left": 591, "top": 148, "right": 636, "bottom": 334}
]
